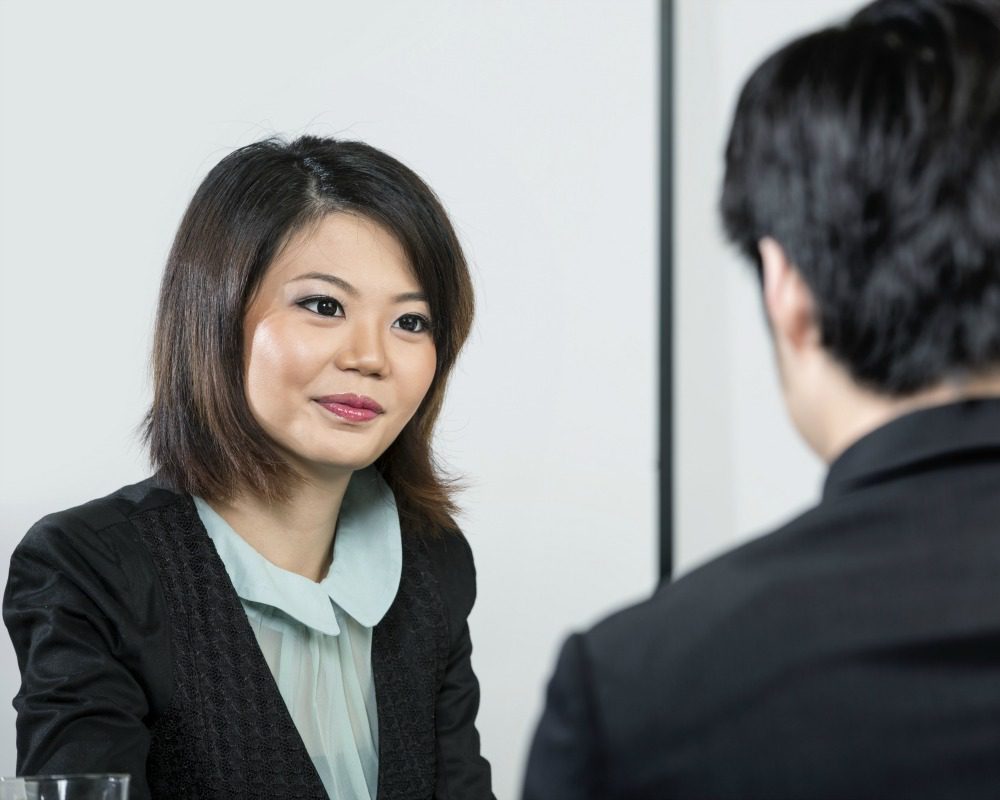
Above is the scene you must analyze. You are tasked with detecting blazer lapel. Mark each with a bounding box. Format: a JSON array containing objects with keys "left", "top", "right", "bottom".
[
  {"left": 373, "top": 534, "right": 449, "bottom": 800},
  {"left": 136, "top": 492, "right": 330, "bottom": 799}
]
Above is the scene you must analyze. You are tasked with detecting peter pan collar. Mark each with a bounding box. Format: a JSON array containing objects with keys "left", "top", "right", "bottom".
[{"left": 193, "top": 467, "right": 402, "bottom": 635}]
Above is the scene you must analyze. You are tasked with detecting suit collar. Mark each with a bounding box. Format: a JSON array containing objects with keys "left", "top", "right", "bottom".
[{"left": 823, "top": 398, "right": 1000, "bottom": 500}]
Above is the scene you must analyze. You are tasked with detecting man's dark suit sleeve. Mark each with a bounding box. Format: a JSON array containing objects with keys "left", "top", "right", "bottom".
[{"left": 522, "top": 633, "right": 606, "bottom": 800}]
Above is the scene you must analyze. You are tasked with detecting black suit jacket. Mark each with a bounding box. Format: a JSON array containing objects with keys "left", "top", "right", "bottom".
[
  {"left": 3, "top": 477, "right": 494, "bottom": 800},
  {"left": 524, "top": 399, "right": 1000, "bottom": 800}
]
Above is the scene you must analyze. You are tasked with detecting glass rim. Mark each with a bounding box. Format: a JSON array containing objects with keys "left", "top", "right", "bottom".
[{"left": 0, "top": 775, "right": 130, "bottom": 782}]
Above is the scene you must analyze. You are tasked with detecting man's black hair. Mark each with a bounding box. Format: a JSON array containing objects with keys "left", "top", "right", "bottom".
[{"left": 721, "top": 0, "right": 1000, "bottom": 395}]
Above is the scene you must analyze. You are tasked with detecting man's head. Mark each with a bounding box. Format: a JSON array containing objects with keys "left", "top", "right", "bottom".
[{"left": 720, "top": 0, "right": 1000, "bottom": 458}]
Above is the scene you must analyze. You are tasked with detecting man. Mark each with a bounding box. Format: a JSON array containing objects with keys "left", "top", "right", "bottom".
[{"left": 523, "top": 0, "right": 1000, "bottom": 797}]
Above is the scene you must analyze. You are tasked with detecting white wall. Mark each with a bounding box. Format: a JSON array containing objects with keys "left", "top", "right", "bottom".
[
  {"left": 674, "top": 0, "right": 863, "bottom": 575},
  {"left": 0, "top": 1, "right": 657, "bottom": 794}
]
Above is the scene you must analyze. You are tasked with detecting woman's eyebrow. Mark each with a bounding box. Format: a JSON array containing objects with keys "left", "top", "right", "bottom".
[
  {"left": 289, "top": 272, "right": 358, "bottom": 297},
  {"left": 394, "top": 291, "right": 428, "bottom": 303},
  {"left": 291, "top": 272, "right": 427, "bottom": 304}
]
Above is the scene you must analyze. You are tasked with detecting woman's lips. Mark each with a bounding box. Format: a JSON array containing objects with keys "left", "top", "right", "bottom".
[{"left": 315, "top": 394, "right": 384, "bottom": 422}]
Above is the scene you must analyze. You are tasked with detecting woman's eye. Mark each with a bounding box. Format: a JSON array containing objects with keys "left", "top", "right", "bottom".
[
  {"left": 395, "top": 314, "right": 431, "bottom": 333},
  {"left": 298, "top": 297, "right": 343, "bottom": 317}
]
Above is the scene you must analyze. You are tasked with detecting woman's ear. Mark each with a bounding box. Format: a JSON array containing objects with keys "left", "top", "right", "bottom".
[{"left": 758, "top": 237, "right": 819, "bottom": 353}]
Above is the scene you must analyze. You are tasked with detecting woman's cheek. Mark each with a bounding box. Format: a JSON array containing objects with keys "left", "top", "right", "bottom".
[{"left": 244, "top": 319, "right": 310, "bottom": 425}]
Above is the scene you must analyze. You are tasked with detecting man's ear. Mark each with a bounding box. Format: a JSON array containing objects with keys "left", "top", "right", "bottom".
[{"left": 759, "top": 237, "right": 819, "bottom": 352}]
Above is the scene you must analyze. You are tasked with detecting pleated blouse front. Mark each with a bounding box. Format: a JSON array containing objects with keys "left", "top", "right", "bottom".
[{"left": 193, "top": 468, "right": 403, "bottom": 800}]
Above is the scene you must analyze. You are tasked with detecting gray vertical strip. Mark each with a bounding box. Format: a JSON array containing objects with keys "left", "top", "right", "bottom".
[{"left": 659, "top": 0, "right": 675, "bottom": 582}]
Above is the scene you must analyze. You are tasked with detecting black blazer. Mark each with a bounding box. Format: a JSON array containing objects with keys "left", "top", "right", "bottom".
[
  {"left": 3, "top": 477, "right": 494, "bottom": 800},
  {"left": 524, "top": 399, "right": 1000, "bottom": 800}
]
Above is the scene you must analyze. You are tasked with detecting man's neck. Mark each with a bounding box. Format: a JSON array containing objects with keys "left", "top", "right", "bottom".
[{"left": 818, "top": 372, "right": 1000, "bottom": 464}]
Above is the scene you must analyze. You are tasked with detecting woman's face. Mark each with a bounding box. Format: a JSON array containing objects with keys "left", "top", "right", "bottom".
[{"left": 242, "top": 212, "right": 437, "bottom": 481}]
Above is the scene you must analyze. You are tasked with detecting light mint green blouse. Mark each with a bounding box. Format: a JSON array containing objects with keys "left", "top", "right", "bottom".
[{"left": 193, "top": 467, "right": 402, "bottom": 800}]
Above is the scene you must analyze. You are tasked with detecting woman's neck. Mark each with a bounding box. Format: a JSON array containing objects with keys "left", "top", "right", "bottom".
[{"left": 209, "top": 470, "right": 353, "bottom": 582}]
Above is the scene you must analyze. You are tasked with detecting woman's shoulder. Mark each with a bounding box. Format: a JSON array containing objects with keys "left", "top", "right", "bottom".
[
  {"left": 26, "top": 476, "right": 185, "bottom": 537},
  {"left": 15, "top": 476, "right": 187, "bottom": 591},
  {"left": 418, "top": 527, "right": 476, "bottom": 573},
  {"left": 407, "top": 528, "right": 478, "bottom": 626},
  {"left": 6, "top": 478, "right": 178, "bottom": 727}
]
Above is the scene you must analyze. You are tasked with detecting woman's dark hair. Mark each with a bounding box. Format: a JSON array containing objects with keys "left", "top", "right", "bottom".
[
  {"left": 720, "top": 0, "right": 1000, "bottom": 395},
  {"left": 145, "top": 136, "right": 474, "bottom": 533}
]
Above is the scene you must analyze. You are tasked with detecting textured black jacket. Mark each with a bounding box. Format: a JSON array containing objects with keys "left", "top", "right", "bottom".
[
  {"left": 3, "top": 477, "right": 494, "bottom": 800},
  {"left": 524, "top": 399, "right": 1000, "bottom": 800}
]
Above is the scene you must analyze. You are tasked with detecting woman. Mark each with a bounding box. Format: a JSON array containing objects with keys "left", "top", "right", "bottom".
[{"left": 3, "top": 136, "right": 494, "bottom": 800}]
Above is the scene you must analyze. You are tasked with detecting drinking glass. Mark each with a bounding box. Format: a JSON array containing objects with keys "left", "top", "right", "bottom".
[{"left": 0, "top": 775, "right": 129, "bottom": 800}]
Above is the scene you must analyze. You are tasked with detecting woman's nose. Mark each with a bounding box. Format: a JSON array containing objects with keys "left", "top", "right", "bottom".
[{"left": 333, "top": 321, "right": 388, "bottom": 377}]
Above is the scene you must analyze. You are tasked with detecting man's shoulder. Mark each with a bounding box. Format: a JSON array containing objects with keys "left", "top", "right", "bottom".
[{"left": 574, "top": 499, "right": 850, "bottom": 703}]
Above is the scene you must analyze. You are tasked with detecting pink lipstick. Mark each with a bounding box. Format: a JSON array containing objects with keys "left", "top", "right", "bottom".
[{"left": 315, "top": 394, "right": 384, "bottom": 422}]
